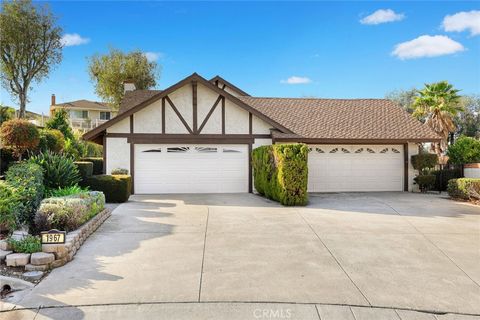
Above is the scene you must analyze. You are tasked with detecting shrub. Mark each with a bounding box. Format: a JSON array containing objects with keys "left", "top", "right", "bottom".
[
  {"left": 44, "top": 185, "right": 89, "bottom": 198},
  {"left": 29, "top": 151, "right": 81, "bottom": 189},
  {"left": 111, "top": 168, "right": 128, "bottom": 175},
  {"left": 75, "top": 161, "right": 93, "bottom": 181},
  {"left": 411, "top": 153, "right": 438, "bottom": 174},
  {"left": 0, "top": 119, "right": 40, "bottom": 159},
  {"left": 35, "top": 191, "right": 105, "bottom": 232},
  {"left": 81, "top": 175, "right": 131, "bottom": 203},
  {"left": 7, "top": 235, "right": 41, "bottom": 253},
  {"left": 432, "top": 168, "right": 463, "bottom": 191},
  {"left": 0, "top": 181, "right": 19, "bottom": 232},
  {"left": 81, "top": 157, "right": 104, "bottom": 175},
  {"left": 6, "top": 162, "right": 44, "bottom": 226},
  {"left": 414, "top": 175, "right": 436, "bottom": 192},
  {"left": 252, "top": 144, "right": 308, "bottom": 206},
  {"left": 37, "top": 129, "right": 65, "bottom": 153},
  {"left": 447, "top": 136, "right": 480, "bottom": 165},
  {"left": 447, "top": 178, "right": 480, "bottom": 200}
]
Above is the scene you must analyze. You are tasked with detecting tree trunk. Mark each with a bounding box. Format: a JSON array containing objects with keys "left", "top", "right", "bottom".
[{"left": 19, "top": 92, "right": 26, "bottom": 118}]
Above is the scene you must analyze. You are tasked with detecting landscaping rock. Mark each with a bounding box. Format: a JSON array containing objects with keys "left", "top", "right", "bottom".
[
  {"left": 0, "top": 240, "right": 11, "bottom": 251},
  {"left": 22, "top": 271, "right": 44, "bottom": 281},
  {"left": 0, "top": 249, "right": 13, "bottom": 263},
  {"left": 42, "top": 244, "right": 68, "bottom": 259},
  {"left": 25, "top": 263, "right": 50, "bottom": 272},
  {"left": 6, "top": 253, "right": 30, "bottom": 267},
  {"left": 30, "top": 252, "right": 55, "bottom": 265}
]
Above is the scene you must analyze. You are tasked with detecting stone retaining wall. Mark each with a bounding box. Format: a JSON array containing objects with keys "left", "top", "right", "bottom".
[{"left": 0, "top": 208, "right": 111, "bottom": 272}]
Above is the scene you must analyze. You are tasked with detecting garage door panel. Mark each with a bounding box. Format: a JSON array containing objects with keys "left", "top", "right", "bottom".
[
  {"left": 135, "top": 144, "right": 248, "bottom": 194},
  {"left": 308, "top": 145, "right": 403, "bottom": 192}
]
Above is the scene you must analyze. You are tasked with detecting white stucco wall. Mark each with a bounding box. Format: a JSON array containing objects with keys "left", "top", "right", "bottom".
[
  {"left": 225, "top": 100, "right": 249, "bottom": 134},
  {"left": 106, "top": 137, "right": 130, "bottom": 175},
  {"left": 107, "top": 117, "right": 130, "bottom": 133},
  {"left": 252, "top": 116, "right": 272, "bottom": 134},
  {"left": 408, "top": 142, "right": 420, "bottom": 192},
  {"left": 197, "top": 83, "right": 222, "bottom": 134},
  {"left": 134, "top": 100, "right": 162, "bottom": 133}
]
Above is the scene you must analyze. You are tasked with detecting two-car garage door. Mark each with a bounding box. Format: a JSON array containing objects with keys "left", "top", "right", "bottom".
[{"left": 135, "top": 144, "right": 248, "bottom": 194}]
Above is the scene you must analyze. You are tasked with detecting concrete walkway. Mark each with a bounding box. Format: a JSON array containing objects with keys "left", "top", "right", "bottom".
[{"left": 1, "top": 192, "right": 479, "bottom": 319}]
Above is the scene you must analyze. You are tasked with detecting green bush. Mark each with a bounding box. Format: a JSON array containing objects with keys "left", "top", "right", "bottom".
[
  {"left": 447, "top": 178, "right": 480, "bottom": 200},
  {"left": 44, "top": 185, "right": 89, "bottom": 198},
  {"left": 447, "top": 136, "right": 480, "bottom": 165},
  {"left": 7, "top": 235, "right": 42, "bottom": 253},
  {"left": 75, "top": 161, "right": 93, "bottom": 181},
  {"left": 414, "top": 175, "right": 436, "bottom": 192},
  {"left": 252, "top": 144, "right": 308, "bottom": 206},
  {"left": 6, "top": 162, "right": 44, "bottom": 226},
  {"left": 111, "top": 168, "right": 128, "bottom": 175},
  {"left": 81, "top": 175, "right": 131, "bottom": 203},
  {"left": 411, "top": 153, "right": 438, "bottom": 174},
  {"left": 37, "top": 129, "right": 65, "bottom": 153},
  {"left": 35, "top": 191, "right": 105, "bottom": 232},
  {"left": 29, "top": 151, "right": 81, "bottom": 189},
  {"left": 81, "top": 157, "right": 104, "bottom": 175},
  {"left": 432, "top": 168, "right": 463, "bottom": 191},
  {"left": 0, "top": 181, "right": 19, "bottom": 232}
]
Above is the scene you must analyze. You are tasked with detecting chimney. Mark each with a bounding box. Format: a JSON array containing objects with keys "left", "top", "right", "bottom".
[
  {"left": 51, "top": 94, "right": 56, "bottom": 105},
  {"left": 123, "top": 80, "right": 136, "bottom": 93}
]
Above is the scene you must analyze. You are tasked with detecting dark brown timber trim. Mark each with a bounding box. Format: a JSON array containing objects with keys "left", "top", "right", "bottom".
[
  {"left": 221, "top": 97, "right": 226, "bottom": 134},
  {"left": 198, "top": 95, "right": 222, "bottom": 133},
  {"left": 165, "top": 96, "right": 193, "bottom": 134},
  {"left": 161, "top": 98, "right": 166, "bottom": 134},
  {"left": 130, "top": 143, "right": 135, "bottom": 194},
  {"left": 249, "top": 112, "right": 253, "bottom": 135},
  {"left": 404, "top": 143, "right": 409, "bottom": 192},
  {"left": 248, "top": 143, "right": 253, "bottom": 193},
  {"left": 192, "top": 80, "right": 198, "bottom": 133},
  {"left": 102, "top": 135, "right": 106, "bottom": 174},
  {"left": 130, "top": 115, "right": 134, "bottom": 133}
]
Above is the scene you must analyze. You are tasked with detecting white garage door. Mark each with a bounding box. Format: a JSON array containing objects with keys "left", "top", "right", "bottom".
[
  {"left": 135, "top": 144, "right": 248, "bottom": 194},
  {"left": 308, "top": 145, "right": 404, "bottom": 192}
]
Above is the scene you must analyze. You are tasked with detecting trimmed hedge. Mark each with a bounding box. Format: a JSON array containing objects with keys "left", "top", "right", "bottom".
[
  {"left": 432, "top": 168, "right": 463, "bottom": 191},
  {"left": 447, "top": 178, "right": 480, "bottom": 200},
  {"left": 81, "top": 157, "right": 104, "bottom": 175},
  {"left": 252, "top": 144, "right": 308, "bottom": 206},
  {"left": 75, "top": 161, "right": 94, "bottom": 181},
  {"left": 81, "top": 175, "right": 131, "bottom": 203},
  {"left": 35, "top": 191, "right": 105, "bottom": 232},
  {"left": 5, "top": 162, "right": 44, "bottom": 226}
]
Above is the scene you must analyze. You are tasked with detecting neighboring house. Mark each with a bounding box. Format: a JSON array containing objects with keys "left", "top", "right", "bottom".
[
  {"left": 50, "top": 94, "right": 117, "bottom": 131},
  {"left": 83, "top": 73, "right": 440, "bottom": 194}
]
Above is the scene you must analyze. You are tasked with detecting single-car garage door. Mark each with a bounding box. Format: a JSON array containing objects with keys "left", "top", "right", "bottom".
[
  {"left": 134, "top": 144, "right": 248, "bottom": 194},
  {"left": 308, "top": 145, "right": 404, "bottom": 192}
]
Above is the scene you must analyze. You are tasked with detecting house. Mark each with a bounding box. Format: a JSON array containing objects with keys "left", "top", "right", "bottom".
[
  {"left": 83, "top": 73, "right": 440, "bottom": 194},
  {"left": 50, "top": 94, "right": 117, "bottom": 131}
]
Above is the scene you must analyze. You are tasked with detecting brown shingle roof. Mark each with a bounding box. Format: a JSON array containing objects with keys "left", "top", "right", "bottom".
[
  {"left": 53, "top": 99, "right": 111, "bottom": 111},
  {"left": 237, "top": 96, "right": 440, "bottom": 141},
  {"left": 119, "top": 90, "right": 162, "bottom": 114}
]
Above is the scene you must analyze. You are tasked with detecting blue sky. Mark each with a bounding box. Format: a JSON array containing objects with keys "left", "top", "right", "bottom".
[{"left": 1, "top": 1, "right": 479, "bottom": 115}]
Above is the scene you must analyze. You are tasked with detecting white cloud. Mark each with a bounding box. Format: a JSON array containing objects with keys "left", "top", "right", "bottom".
[
  {"left": 392, "top": 35, "right": 464, "bottom": 60},
  {"left": 360, "top": 9, "right": 405, "bottom": 25},
  {"left": 60, "top": 33, "right": 90, "bottom": 47},
  {"left": 144, "top": 52, "right": 164, "bottom": 62},
  {"left": 281, "top": 76, "right": 312, "bottom": 84},
  {"left": 442, "top": 10, "right": 480, "bottom": 36}
]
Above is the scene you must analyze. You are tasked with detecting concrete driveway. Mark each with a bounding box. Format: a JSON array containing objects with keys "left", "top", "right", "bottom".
[{"left": 3, "top": 192, "right": 480, "bottom": 318}]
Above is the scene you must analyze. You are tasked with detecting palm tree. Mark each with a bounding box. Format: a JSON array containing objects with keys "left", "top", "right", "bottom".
[{"left": 413, "top": 81, "right": 463, "bottom": 155}]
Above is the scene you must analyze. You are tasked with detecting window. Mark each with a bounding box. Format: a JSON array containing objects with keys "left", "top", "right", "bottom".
[
  {"left": 100, "top": 112, "right": 111, "bottom": 120},
  {"left": 70, "top": 110, "right": 88, "bottom": 119},
  {"left": 167, "top": 147, "right": 189, "bottom": 153}
]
